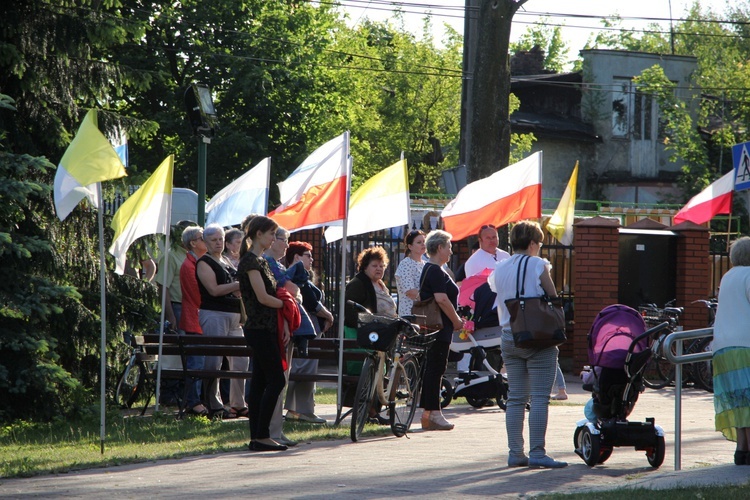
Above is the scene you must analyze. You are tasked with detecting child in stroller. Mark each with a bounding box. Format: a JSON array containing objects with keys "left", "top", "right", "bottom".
[
  {"left": 442, "top": 271, "right": 508, "bottom": 410},
  {"left": 574, "top": 304, "right": 671, "bottom": 468}
]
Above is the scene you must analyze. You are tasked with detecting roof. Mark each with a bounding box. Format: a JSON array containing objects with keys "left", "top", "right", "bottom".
[{"left": 511, "top": 111, "right": 601, "bottom": 142}]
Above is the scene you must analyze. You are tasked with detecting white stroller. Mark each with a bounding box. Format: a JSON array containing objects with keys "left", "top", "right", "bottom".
[{"left": 441, "top": 272, "right": 508, "bottom": 410}]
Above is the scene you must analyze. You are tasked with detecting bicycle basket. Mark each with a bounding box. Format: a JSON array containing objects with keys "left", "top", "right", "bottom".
[
  {"left": 401, "top": 331, "right": 436, "bottom": 353},
  {"left": 356, "top": 312, "right": 402, "bottom": 352}
]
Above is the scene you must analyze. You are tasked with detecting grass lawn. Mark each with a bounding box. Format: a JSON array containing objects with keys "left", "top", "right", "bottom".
[{"left": 0, "top": 388, "right": 387, "bottom": 478}]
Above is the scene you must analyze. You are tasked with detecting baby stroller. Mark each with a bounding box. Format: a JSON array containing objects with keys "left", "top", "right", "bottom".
[
  {"left": 443, "top": 271, "right": 509, "bottom": 410},
  {"left": 574, "top": 304, "right": 670, "bottom": 468}
]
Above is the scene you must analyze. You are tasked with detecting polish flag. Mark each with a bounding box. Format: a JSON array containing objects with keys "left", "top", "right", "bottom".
[
  {"left": 673, "top": 170, "right": 734, "bottom": 225},
  {"left": 441, "top": 152, "right": 542, "bottom": 240},
  {"left": 269, "top": 133, "right": 350, "bottom": 232}
]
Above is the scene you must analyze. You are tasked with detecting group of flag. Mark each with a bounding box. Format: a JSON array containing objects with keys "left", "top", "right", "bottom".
[{"left": 54, "top": 109, "right": 739, "bottom": 273}]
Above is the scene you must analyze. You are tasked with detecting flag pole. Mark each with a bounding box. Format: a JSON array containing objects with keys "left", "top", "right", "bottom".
[
  {"left": 154, "top": 209, "right": 173, "bottom": 413},
  {"left": 336, "top": 131, "right": 352, "bottom": 421},
  {"left": 97, "top": 183, "right": 107, "bottom": 454}
]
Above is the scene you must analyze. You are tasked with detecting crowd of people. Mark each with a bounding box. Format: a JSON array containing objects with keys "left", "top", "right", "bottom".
[
  {"left": 138, "top": 217, "right": 575, "bottom": 465},
  {"left": 126, "top": 213, "right": 750, "bottom": 470}
]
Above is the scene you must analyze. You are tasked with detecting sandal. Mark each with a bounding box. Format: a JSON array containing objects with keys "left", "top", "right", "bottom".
[
  {"left": 232, "top": 407, "right": 250, "bottom": 418},
  {"left": 186, "top": 404, "right": 209, "bottom": 416}
]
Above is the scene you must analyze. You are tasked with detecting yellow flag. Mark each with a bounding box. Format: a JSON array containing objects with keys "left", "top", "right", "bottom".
[
  {"left": 324, "top": 159, "right": 410, "bottom": 242},
  {"left": 547, "top": 162, "right": 578, "bottom": 245},
  {"left": 53, "top": 109, "right": 127, "bottom": 220},
  {"left": 109, "top": 156, "right": 174, "bottom": 274}
]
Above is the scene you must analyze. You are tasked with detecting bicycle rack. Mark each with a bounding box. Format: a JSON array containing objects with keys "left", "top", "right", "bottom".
[{"left": 661, "top": 327, "right": 713, "bottom": 471}]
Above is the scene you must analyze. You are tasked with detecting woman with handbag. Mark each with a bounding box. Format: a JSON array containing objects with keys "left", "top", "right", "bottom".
[
  {"left": 419, "top": 229, "right": 464, "bottom": 431},
  {"left": 489, "top": 220, "right": 567, "bottom": 468}
]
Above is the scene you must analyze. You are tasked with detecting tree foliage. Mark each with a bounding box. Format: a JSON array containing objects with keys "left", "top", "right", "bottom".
[{"left": 510, "top": 19, "right": 569, "bottom": 73}]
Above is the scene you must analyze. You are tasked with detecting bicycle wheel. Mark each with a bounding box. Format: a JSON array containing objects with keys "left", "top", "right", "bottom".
[
  {"left": 350, "top": 357, "right": 377, "bottom": 442},
  {"left": 642, "top": 353, "right": 671, "bottom": 390},
  {"left": 116, "top": 360, "right": 145, "bottom": 408},
  {"left": 389, "top": 357, "right": 420, "bottom": 437},
  {"left": 692, "top": 338, "right": 713, "bottom": 393}
]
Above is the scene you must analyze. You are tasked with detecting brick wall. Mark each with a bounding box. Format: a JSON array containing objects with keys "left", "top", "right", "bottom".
[
  {"left": 572, "top": 217, "right": 621, "bottom": 370},
  {"left": 671, "top": 222, "right": 711, "bottom": 331}
]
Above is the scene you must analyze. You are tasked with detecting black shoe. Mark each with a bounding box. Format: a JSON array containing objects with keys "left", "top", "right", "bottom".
[
  {"left": 735, "top": 450, "right": 748, "bottom": 465},
  {"left": 367, "top": 414, "right": 390, "bottom": 425},
  {"left": 250, "top": 441, "right": 288, "bottom": 452}
]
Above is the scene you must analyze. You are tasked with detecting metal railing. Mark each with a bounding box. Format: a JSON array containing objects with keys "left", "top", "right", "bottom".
[{"left": 661, "top": 327, "right": 714, "bottom": 471}]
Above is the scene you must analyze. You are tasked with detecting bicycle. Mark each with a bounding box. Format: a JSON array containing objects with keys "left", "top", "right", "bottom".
[
  {"left": 348, "top": 301, "right": 436, "bottom": 442},
  {"left": 638, "top": 301, "right": 683, "bottom": 389},
  {"left": 114, "top": 316, "right": 168, "bottom": 410},
  {"left": 685, "top": 298, "right": 717, "bottom": 393}
]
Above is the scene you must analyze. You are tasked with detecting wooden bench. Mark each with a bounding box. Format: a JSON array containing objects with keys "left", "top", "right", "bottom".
[{"left": 135, "top": 333, "right": 365, "bottom": 419}]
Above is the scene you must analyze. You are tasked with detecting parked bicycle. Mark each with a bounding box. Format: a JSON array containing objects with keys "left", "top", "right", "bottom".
[
  {"left": 685, "top": 298, "right": 717, "bottom": 393},
  {"left": 114, "top": 315, "right": 170, "bottom": 410},
  {"left": 638, "top": 300, "right": 683, "bottom": 389},
  {"left": 348, "top": 301, "right": 436, "bottom": 442}
]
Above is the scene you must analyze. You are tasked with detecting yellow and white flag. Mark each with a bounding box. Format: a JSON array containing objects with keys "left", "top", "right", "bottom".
[
  {"left": 109, "top": 156, "right": 174, "bottom": 274},
  {"left": 324, "top": 159, "right": 410, "bottom": 243},
  {"left": 547, "top": 162, "right": 578, "bottom": 246},
  {"left": 54, "top": 109, "right": 127, "bottom": 220}
]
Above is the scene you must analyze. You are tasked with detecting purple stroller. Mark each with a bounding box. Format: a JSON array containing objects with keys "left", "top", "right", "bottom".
[{"left": 574, "top": 304, "right": 670, "bottom": 468}]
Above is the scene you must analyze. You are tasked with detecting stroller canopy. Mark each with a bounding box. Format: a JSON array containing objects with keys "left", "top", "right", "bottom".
[{"left": 588, "top": 304, "right": 648, "bottom": 369}]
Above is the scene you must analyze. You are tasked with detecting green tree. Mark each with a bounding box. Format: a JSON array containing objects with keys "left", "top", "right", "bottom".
[{"left": 510, "top": 19, "right": 569, "bottom": 73}]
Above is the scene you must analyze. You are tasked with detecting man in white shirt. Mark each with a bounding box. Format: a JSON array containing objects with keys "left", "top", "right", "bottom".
[
  {"left": 456, "top": 224, "right": 509, "bottom": 377},
  {"left": 464, "top": 224, "right": 510, "bottom": 277}
]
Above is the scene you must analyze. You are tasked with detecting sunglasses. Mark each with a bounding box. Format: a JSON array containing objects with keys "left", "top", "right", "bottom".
[{"left": 480, "top": 224, "right": 496, "bottom": 230}]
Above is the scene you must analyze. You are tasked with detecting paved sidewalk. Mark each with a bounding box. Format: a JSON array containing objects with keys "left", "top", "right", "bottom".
[{"left": 1, "top": 379, "right": 747, "bottom": 498}]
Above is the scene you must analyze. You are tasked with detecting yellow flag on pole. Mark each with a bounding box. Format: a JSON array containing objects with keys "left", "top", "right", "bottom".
[
  {"left": 547, "top": 162, "right": 578, "bottom": 245},
  {"left": 53, "top": 109, "right": 127, "bottom": 220},
  {"left": 109, "top": 156, "right": 174, "bottom": 274}
]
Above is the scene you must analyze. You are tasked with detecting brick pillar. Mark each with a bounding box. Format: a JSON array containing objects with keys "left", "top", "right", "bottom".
[
  {"left": 669, "top": 221, "right": 711, "bottom": 331},
  {"left": 572, "top": 216, "right": 621, "bottom": 372}
]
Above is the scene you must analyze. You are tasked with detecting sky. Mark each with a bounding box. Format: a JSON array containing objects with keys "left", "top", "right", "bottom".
[{"left": 337, "top": 0, "right": 733, "bottom": 64}]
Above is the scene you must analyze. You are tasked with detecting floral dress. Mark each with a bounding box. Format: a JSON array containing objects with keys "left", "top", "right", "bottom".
[{"left": 395, "top": 256, "right": 425, "bottom": 317}]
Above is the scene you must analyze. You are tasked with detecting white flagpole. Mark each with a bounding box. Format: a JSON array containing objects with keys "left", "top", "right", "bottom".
[
  {"left": 97, "top": 183, "right": 107, "bottom": 454},
  {"left": 336, "top": 131, "right": 352, "bottom": 420},
  {"left": 154, "top": 201, "right": 174, "bottom": 413}
]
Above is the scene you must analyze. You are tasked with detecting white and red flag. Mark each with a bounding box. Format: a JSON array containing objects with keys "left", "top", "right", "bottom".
[
  {"left": 673, "top": 170, "right": 734, "bottom": 225},
  {"left": 269, "top": 132, "right": 350, "bottom": 232},
  {"left": 441, "top": 152, "right": 542, "bottom": 240}
]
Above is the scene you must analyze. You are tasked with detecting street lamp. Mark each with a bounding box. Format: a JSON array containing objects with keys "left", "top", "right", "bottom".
[{"left": 184, "top": 83, "right": 217, "bottom": 226}]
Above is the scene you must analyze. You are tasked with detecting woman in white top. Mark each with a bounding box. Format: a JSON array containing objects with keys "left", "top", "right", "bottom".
[
  {"left": 395, "top": 229, "right": 426, "bottom": 317},
  {"left": 712, "top": 236, "right": 750, "bottom": 465},
  {"left": 489, "top": 220, "right": 567, "bottom": 469}
]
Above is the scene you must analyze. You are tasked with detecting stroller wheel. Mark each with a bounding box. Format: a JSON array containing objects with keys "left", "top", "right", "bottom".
[
  {"left": 646, "top": 435, "right": 666, "bottom": 468},
  {"left": 496, "top": 379, "right": 508, "bottom": 411},
  {"left": 440, "top": 376, "right": 453, "bottom": 409},
  {"left": 466, "top": 396, "right": 490, "bottom": 408},
  {"left": 577, "top": 426, "right": 601, "bottom": 467}
]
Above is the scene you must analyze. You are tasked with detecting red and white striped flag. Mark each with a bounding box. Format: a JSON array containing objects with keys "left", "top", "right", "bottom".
[
  {"left": 269, "top": 133, "right": 350, "bottom": 232},
  {"left": 441, "top": 152, "right": 542, "bottom": 240},
  {"left": 673, "top": 171, "right": 734, "bottom": 225}
]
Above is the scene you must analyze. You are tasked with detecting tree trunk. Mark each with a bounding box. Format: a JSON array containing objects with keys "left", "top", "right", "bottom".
[{"left": 468, "top": 0, "right": 527, "bottom": 181}]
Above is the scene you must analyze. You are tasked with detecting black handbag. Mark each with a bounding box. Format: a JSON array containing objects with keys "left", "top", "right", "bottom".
[{"left": 504, "top": 255, "right": 566, "bottom": 349}]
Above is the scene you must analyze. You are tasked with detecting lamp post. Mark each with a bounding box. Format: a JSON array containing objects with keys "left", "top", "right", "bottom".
[{"left": 184, "top": 83, "right": 217, "bottom": 226}]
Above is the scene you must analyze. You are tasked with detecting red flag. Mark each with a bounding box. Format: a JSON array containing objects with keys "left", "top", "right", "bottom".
[
  {"left": 673, "top": 171, "right": 734, "bottom": 225},
  {"left": 441, "top": 153, "right": 542, "bottom": 240},
  {"left": 269, "top": 133, "right": 349, "bottom": 232}
]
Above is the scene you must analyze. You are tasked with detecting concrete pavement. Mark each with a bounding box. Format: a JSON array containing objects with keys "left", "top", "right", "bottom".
[{"left": 1, "top": 378, "right": 747, "bottom": 498}]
